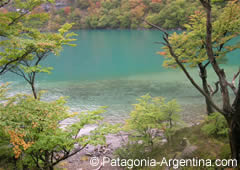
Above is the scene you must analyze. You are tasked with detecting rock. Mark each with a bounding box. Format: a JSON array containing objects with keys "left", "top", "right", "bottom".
[
  {"left": 178, "top": 138, "right": 198, "bottom": 159},
  {"left": 180, "top": 145, "right": 198, "bottom": 159},
  {"left": 180, "top": 137, "right": 190, "bottom": 147},
  {"left": 161, "top": 139, "right": 168, "bottom": 144}
]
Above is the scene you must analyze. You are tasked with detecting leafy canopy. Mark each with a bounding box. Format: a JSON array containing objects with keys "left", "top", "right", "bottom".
[
  {"left": 159, "top": 1, "right": 240, "bottom": 68},
  {"left": 201, "top": 112, "right": 229, "bottom": 137},
  {"left": 0, "top": 0, "right": 77, "bottom": 75},
  {"left": 0, "top": 84, "right": 119, "bottom": 169},
  {"left": 124, "top": 94, "right": 182, "bottom": 145}
]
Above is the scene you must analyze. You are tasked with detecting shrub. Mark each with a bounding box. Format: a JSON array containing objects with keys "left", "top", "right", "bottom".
[
  {"left": 0, "top": 85, "right": 118, "bottom": 170},
  {"left": 114, "top": 142, "right": 149, "bottom": 170},
  {"left": 124, "top": 94, "right": 182, "bottom": 147},
  {"left": 201, "top": 112, "right": 229, "bottom": 137}
]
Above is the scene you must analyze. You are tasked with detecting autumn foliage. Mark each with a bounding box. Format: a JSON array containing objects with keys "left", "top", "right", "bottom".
[
  {"left": 47, "top": 0, "right": 204, "bottom": 30},
  {"left": 8, "top": 130, "right": 34, "bottom": 159},
  {"left": 0, "top": 86, "right": 118, "bottom": 169},
  {"left": 64, "top": 6, "right": 71, "bottom": 15}
]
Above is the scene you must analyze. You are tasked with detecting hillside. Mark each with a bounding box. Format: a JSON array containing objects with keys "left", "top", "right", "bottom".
[
  {"left": 48, "top": 0, "right": 201, "bottom": 30},
  {"left": 0, "top": 0, "right": 225, "bottom": 30}
]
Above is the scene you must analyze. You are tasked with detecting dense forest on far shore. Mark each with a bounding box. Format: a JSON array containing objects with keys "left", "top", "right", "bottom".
[{"left": 0, "top": 0, "right": 226, "bottom": 30}]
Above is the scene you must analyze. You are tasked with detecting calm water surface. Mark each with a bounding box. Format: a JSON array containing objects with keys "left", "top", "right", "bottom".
[{"left": 2, "top": 30, "right": 240, "bottom": 123}]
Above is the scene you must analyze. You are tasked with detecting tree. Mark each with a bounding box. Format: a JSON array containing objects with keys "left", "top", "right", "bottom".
[
  {"left": 0, "top": 0, "right": 76, "bottom": 99},
  {"left": 147, "top": 0, "right": 240, "bottom": 161},
  {"left": 0, "top": 0, "right": 52, "bottom": 75},
  {"left": 124, "top": 94, "right": 182, "bottom": 146},
  {"left": 146, "top": 0, "right": 199, "bottom": 29},
  {"left": 154, "top": 3, "right": 238, "bottom": 115},
  {"left": 0, "top": 85, "right": 118, "bottom": 170},
  {"left": 7, "top": 23, "right": 76, "bottom": 99}
]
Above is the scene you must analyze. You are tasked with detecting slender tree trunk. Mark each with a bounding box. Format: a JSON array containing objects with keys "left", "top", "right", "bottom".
[
  {"left": 31, "top": 82, "right": 37, "bottom": 99},
  {"left": 30, "top": 72, "right": 37, "bottom": 99},
  {"left": 198, "top": 63, "right": 214, "bottom": 115}
]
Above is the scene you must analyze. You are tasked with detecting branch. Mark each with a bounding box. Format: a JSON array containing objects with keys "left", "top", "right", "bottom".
[
  {"left": 0, "top": 48, "right": 33, "bottom": 75},
  {"left": 52, "top": 144, "right": 88, "bottom": 166},
  {"left": 200, "top": 0, "right": 232, "bottom": 114},
  {"left": 8, "top": 11, "right": 29, "bottom": 26},
  {"left": 154, "top": 41, "right": 167, "bottom": 46},
  {"left": 199, "top": 0, "right": 211, "bottom": 9},
  {"left": 0, "top": 0, "right": 10, "bottom": 8},
  {"left": 144, "top": 20, "right": 168, "bottom": 37},
  {"left": 7, "top": 0, "right": 44, "bottom": 26},
  {"left": 9, "top": 67, "right": 31, "bottom": 84},
  {"left": 203, "top": 61, "right": 210, "bottom": 69},
  {"left": 232, "top": 69, "right": 240, "bottom": 86},
  {"left": 208, "top": 81, "right": 220, "bottom": 96},
  {"left": 167, "top": 43, "right": 224, "bottom": 114},
  {"left": 30, "top": 153, "right": 41, "bottom": 169},
  {"left": 226, "top": 68, "right": 240, "bottom": 95},
  {"left": 145, "top": 20, "right": 225, "bottom": 115}
]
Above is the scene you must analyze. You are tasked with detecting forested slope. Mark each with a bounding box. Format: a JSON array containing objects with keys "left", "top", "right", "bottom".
[{"left": 0, "top": 0, "right": 225, "bottom": 30}]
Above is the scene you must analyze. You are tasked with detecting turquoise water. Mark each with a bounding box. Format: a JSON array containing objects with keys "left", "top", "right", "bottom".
[{"left": 2, "top": 30, "right": 240, "bottom": 123}]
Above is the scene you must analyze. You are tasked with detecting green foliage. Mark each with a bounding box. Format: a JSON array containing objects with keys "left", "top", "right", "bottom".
[
  {"left": 0, "top": 0, "right": 77, "bottom": 78},
  {"left": 0, "top": 85, "right": 119, "bottom": 169},
  {"left": 75, "top": 0, "right": 90, "bottom": 9},
  {"left": 0, "top": 0, "right": 77, "bottom": 98},
  {"left": 201, "top": 112, "right": 229, "bottom": 137},
  {"left": 50, "top": 0, "right": 214, "bottom": 30},
  {"left": 124, "top": 94, "right": 182, "bottom": 146},
  {"left": 161, "top": 1, "right": 240, "bottom": 68},
  {"left": 219, "top": 144, "right": 231, "bottom": 159},
  {"left": 156, "top": 0, "right": 199, "bottom": 29},
  {"left": 114, "top": 143, "right": 149, "bottom": 170}
]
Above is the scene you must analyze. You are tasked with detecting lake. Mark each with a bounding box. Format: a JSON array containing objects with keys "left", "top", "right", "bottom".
[{"left": 2, "top": 30, "right": 240, "bottom": 123}]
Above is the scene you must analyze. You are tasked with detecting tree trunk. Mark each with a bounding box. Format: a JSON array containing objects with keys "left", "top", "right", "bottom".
[
  {"left": 30, "top": 72, "right": 37, "bottom": 99},
  {"left": 31, "top": 83, "right": 37, "bottom": 99},
  {"left": 43, "top": 151, "right": 54, "bottom": 170},
  {"left": 198, "top": 63, "right": 214, "bottom": 115},
  {"left": 227, "top": 115, "right": 240, "bottom": 162},
  {"left": 229, "top": 83, "right": 240, "bottom": 162}
]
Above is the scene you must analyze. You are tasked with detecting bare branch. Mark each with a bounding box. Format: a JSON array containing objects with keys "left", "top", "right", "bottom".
[
  {"left": 232, "top": 68, "right": 240, "bottom": 86},
  {"left": 154, "top": 41, "right": 167, "bottom": 46},
  {"left": 203, "top": 61, "right": 210, "bottom": 69},
  {"left": 52, "top": 144, "right": 88, "bottom": 166},
  {"left": 208, "top": 84, "right": 214, "bottom": 94},
  {"left": 208, "top": 81, "right": 220, "bottom": 96},
  {"left": 144, "top": 20, "right": 169, "bottom": 37},
  {"left": 9, "top": 68, "right": 31, "bottom": 84},
  {"left": 226, "top": 68, "right": 240, "bottom": 95}
]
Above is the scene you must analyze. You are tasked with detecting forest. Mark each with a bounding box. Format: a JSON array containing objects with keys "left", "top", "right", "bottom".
[
  {"left": 1, "top": 0, "right": 223, "bottom": 30},
  {"left": 0, "top": 0, "right": 240, "bottom": 170}
]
